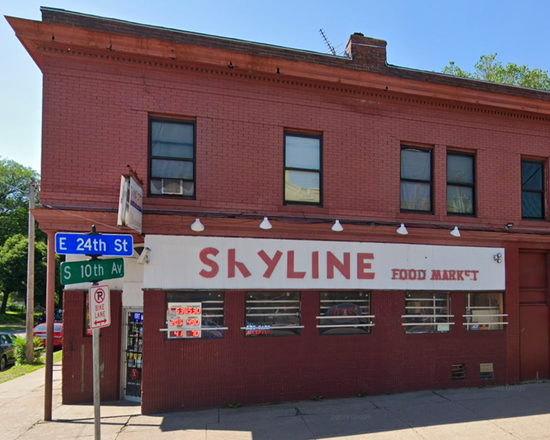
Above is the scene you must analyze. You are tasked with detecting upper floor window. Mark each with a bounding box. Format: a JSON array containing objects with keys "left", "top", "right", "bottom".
[
  {"left": 447, "top": 152, "right": 475, "bottom": 215},
  {"left": 401, "top": 146, "right": 432, "bottom": 212},
  {"left": 149, "top": 119, "right": 195, "bottom": 197},
  {"left": 521, "top": 160, "right": 545, "bottom": 219},
  {"left": 284, "top": 133, "right": 321, "bottom": 205}
]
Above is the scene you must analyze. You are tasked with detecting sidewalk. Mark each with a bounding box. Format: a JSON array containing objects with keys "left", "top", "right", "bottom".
[{"left": 2, "top": 363, "right": 550, "bottom": 440}]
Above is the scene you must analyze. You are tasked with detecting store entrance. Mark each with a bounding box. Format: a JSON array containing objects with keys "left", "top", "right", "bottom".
[{"left": 123, "top": 310, "right": 143, "bottom": 401}]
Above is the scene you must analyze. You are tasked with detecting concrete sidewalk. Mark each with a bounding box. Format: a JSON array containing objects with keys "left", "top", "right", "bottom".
[{"left": 2, "top": 365, "right": 550, "bottom": 440}]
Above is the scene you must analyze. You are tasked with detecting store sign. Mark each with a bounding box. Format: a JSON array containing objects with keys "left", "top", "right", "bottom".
[
  {"left": 166, "top": 302, "right": 202, "bottom": 339},
  {"left": 144, "top": 236, "right": 506, "bottom": 291},
  {"left": 117, "top": 175, "right": 143, "bottom": 234}
]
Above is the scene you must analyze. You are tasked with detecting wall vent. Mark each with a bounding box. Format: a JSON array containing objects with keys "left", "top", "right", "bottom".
[
  {"left": 452, "top": 364, "right": 466, "bottom": 380},
  {"left": 480, "top": 363, "right": 494, "bottom": 380}
]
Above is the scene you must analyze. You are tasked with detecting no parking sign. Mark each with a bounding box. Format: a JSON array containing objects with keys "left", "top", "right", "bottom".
[{"left": 89, "top": 285, "right": 111, "bottom": 330}]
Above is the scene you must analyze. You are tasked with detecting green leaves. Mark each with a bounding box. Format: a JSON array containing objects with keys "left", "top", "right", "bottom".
[
  {"left": 0, "top": 158, "right": 40, "bottom": 246},
  {"left": 442, "top": 54, "right": 550, "bottom": 91}
]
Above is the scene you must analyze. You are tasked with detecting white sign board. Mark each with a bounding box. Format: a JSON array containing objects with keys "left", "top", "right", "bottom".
[
  {"left": 117, "top": 175, "right": 143, "bottom": 234},
  {"left": 166, "top": 302, "right": 202, "bottom": 339},
  {"left": 89, "top": 285, "right": 111, "bottom": 329},
  {"left": 144, "top": 236, "right": 505, "bottom": 291}
]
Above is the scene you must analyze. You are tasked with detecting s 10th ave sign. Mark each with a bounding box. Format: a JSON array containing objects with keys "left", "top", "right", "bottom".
[
  {"left": 55, "top": 232, "right": 133, "bottom": 256},
  {"left": 61, "top": 258, "right": 125, "bottom": 285}
]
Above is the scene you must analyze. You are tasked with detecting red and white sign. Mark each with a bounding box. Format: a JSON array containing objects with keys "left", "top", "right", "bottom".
[
  {"left": 89, "top": 285, "right": 111, "bottom": 329},
  {"left": 144, "top": 236, "right": 505, "bottom": 291}
]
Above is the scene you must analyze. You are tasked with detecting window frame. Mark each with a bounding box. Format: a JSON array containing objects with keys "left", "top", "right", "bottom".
[
  {"left": 283, "top": 132, "right": 323, "bottom": 206},
  {"left": 244, "top": 291, "right": 302, "bottom": 338},
  {"left": 447, "top": 151, "right": 476, "bottom": 216},
  {"left": 463, "top": 292, "right": 507, "bottom": 331},
  {"left": 521, "top": 159, "right": 545, "bottom": 220},
  {"left": 402, "top": 292, "right": 453, "bottom": 334},
  {"left": 400, "top": 145, "right": 433, "bottom": 213},
  {"left": 148, "top": 117, "right": 197, "bottom": 199},
  {"left": 317, "top": 291, "right": 374, "bottom": 336}
]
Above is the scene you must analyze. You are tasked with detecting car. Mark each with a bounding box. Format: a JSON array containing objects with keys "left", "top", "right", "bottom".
[
  {"left": 0, "top": 332, "right": 16, "bottom": 371},
  {"left": 33, "top": 323, "right": 63, "bottom": 348}
]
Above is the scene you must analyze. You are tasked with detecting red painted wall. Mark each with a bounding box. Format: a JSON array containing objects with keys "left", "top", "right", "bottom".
[
  {"left": 62, "top": 290, "right": 122, "bottom": 404},
  {"left": 141, "top": 289, "right": 507, "bottom": 414},
  {"left": 38, "top": 41, "right": 549, "bottom": 413},
  {"left": 40, "top": 56, "right": 550, "bottom": 228}
]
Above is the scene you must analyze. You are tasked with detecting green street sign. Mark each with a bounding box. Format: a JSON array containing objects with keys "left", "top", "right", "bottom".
[{"left": 61, "top": 258, "right": 125, "bottom": 285}]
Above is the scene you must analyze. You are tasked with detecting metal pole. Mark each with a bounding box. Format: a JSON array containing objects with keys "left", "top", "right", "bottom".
[
  {"left": 25, "top": 181, "right": 36, "bottom": 364},
  {"left": 93, "top": 326, "right": 101, "bottom": 440},
  {"left": 91, "top": 277, "right": 101, "bottom": 440},
  {"left": 44, "top": 231, "right": 56, "bottom": 421}
]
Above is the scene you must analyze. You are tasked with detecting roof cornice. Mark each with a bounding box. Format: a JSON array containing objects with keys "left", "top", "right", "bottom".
[{"left": 7, "top": 14, "right": 550, "bottom": 118}]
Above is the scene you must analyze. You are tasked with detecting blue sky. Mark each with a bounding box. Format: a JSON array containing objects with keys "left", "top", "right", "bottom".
[{"left": 2, "top": 0, "right": 550, "bottom": 173}]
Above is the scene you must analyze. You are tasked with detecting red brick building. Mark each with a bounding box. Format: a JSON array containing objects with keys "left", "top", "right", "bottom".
[{"left": 8, "top": 8, "right": 550, "bottom": 414}]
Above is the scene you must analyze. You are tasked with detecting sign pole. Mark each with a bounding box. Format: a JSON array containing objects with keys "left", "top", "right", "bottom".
[{"left": 92, "top": 324, "right": 101, "bottom": 440}]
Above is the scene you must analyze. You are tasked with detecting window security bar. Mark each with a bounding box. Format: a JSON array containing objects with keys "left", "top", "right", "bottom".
[
  {"left": 202, "top": 314, "right": 224, "bottom": 318},
  {"left": 240, "top": 325, "right": 304, "bottom": 330},
  {"left": 317, "top": 324, "right": 376, "bottom": 328},
  {"left": 247, "top": 300, "right": 299, "bottom": 303},
  {"left": 405, "top": 306, "right": 448, "bottom": 310},
  {"left": 402, "top": 322, "right": 456, "bottom": 326},
  {"left": 316, "top": 315, "right": 375, "bottom": 319},
  {"left": 202, "top": 307, "right": 224, "bottom": 311},
  {"left": 463, "top": 322, "right": 509, "bottom": 326},
  {"left": 201, "top": 301, "right": 224, "bottom": 303},
  {"left": 401, "top": 315, "right": 454, "bottom": 318},
  {"left": 406, "top": 298, "right": 448, "bottom": 302},
  {"left": 247, "top": 306, "right": 300, "bottom": 310},
  {"left": 160, "top": 327, "right": 229, "bottom": 332},
  {"left": 462, "top": 314, "right": 508, "bottom": 318},
  {"left": 320, "top": 299, "right": 370, "bottom": 303},
  {"left": 246, "top": 313, "right": 299, "bottom": 317}
]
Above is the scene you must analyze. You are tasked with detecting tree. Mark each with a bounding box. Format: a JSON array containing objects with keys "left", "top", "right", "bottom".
[
  {"left": 0, "top": 158, "right": 41, "bottom": 246},
  {"left": 442, "top": 54, "right": 550, "bottom": 91},
  {"left": 0, "top": 235, "right": 49, "bottom": 314}
]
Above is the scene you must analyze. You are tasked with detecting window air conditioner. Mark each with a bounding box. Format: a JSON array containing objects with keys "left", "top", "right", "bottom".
[{"left": 161, "top": 179, "right": 184, "bottom": 195}]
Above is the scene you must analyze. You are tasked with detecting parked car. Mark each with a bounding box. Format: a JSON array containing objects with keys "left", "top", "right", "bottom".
[
  {"left": 33, "top": 323, "right": 63, "bottom": 348},
  {"left": 0, "top": 333, "right": 15, "bottom": 371},
  {"left": 38, "top": 309, "right": 63, "bottom": 324}
]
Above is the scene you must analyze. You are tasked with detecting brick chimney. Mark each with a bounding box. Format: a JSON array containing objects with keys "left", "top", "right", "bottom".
[{"left": 345, "top": 33, "right": 387, "bottom": 71}]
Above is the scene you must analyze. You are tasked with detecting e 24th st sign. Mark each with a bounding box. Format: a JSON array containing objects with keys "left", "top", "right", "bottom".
[
  {"left": 55, "top": 232, "right": 133, "bottom": 256},
  {"left": 89, "top": 285, "right": 111, "bottom": 330}
]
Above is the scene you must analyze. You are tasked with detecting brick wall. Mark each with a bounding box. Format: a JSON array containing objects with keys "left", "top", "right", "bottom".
[
  {"left": 62, "top": 290, "right": 122, "bottom": 404},
  {"left": 40, "top": 56, "right": 550, "bottom": 228},
  {"left": 142, "top": 289, "right": 507, "bottom": 414}
]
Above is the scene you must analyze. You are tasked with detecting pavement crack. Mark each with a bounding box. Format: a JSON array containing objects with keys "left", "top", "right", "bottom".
[{"left": 292, "top": 402, "right": 317, "bottom": 440}]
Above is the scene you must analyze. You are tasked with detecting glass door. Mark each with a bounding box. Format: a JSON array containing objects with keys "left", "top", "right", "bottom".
[{"left": 123, "top": 310, "right": 143, "bottom": 401}]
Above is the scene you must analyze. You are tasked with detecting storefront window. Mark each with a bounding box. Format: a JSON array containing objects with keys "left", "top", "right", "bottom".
[
  {"left": 244, "top": 292, "right": 302, "bottom": 337},
  {"left": 166, "top": 292, "right": 225, "bottom": 339},
  {"left": 464, "top": 292, "right": 507, "bottom": 331},
  {"left": 318, "top": 292, "right": 374, "bottom": 336},
  {"left": 402, "top": 292, "right": 452, "bottom": 333}
]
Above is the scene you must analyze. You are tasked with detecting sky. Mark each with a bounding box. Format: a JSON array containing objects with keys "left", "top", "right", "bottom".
[{"left": 2, "top": 0, "right": 550, "bottom": 173}]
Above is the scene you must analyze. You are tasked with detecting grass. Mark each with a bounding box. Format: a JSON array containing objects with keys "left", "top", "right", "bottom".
[
  {"left": 0, "top": 350, "right": 62, "bottom": 385},
  {"left": 0, "top": 311, "right": 41, "bottom": 329}
]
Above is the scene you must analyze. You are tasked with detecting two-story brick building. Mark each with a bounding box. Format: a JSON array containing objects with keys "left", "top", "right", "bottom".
[{"left": 8, "top": 8, "right": 550, "bottom": 414}]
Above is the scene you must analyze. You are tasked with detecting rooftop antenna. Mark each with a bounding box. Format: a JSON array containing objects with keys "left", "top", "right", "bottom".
[{"left": 319, "top": 29, "right": 336, "bottom": 56}]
